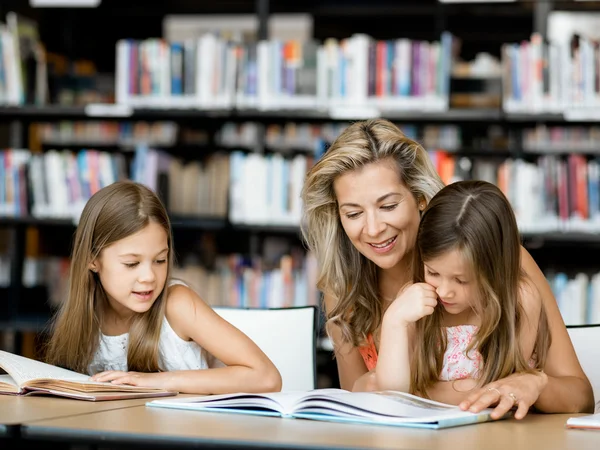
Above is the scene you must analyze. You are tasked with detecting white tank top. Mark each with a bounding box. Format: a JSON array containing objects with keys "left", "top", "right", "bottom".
[{"left": 87, "top": 280, "right": 209, "bottom": 375}]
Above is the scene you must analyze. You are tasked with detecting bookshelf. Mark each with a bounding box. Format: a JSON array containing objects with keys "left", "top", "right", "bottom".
[{"left": 1, "top": 1, "right": 600, "bottom": 387}]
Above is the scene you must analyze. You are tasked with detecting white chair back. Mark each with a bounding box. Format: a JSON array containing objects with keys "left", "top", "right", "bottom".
[
  {"left": 213, "top": 306, "right": 317, "bottom": 392},
  {"left": 567, "top": 325, "right": 600, "bottom": 412}
]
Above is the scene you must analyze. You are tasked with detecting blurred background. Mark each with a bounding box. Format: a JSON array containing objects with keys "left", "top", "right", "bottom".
[{"left": 0, "top": 0, "right": 599, "bottom": 388}]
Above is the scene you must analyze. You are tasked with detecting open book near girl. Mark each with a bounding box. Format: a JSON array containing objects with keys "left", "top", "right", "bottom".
[
  {"left": 0, "top": 350, "right": 177, "bottom": 401},
  {"left": 146, "top": 388, "right": 502, "bottom": 429}
]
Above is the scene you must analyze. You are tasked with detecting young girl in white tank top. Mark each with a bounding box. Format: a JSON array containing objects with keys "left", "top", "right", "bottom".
[{"left": 45, "top": 181, "right": 281, "bottom": 395}]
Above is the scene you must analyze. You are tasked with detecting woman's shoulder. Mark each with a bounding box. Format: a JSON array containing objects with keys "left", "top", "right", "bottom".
[{"left": 518, "top": 275, "right": 543, "bottom": 322}]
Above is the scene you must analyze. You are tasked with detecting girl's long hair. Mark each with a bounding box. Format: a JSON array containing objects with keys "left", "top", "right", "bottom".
[
  {"left": 44, "top": 180, "right": 174, "bottom": 374},
  {"left": 410, "top": 180, "right": 551, "bottom": 396},
  {"left": 300, "top": 119, "right": 444, "bottom": 347}
]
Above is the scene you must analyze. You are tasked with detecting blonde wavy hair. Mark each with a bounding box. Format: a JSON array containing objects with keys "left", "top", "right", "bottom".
[
  {"left": 411, "top": 180, "right": 550, "bottom": 396},
  {"left": 301, "top": 118, "right": 444, "bottom": 347},
  {"left": 44, "top": 180, "right": 174, "bottom": 374}
]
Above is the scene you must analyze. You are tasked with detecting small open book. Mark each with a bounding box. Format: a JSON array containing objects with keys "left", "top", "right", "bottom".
[
  {"left": 147, "top": 388, "right": 499, "bottom": 429},
  {"left": 0, "top": 350, "right": 177, "bottom": 401},
  {"left": 566, "top": 413, "right": 600, "bottom": 430}
]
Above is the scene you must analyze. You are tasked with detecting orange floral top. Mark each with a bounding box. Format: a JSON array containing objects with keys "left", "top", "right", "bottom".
[
  {"left": 358, "top": 325, "right": 484, "bottom": 380},
  {"left": 358, "top": 333, "right": 378, "bottom": 372}
]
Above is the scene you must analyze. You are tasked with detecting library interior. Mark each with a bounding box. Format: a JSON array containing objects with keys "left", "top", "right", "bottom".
[{"left": 0, "top": 0, "right": 600, "bottom": 448}]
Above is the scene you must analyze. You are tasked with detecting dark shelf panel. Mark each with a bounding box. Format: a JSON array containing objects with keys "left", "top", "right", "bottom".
[
  {"left": 0, "top": 105, "right": 233, "bottom": 121},
  {"left": 522, "top": 232, "right": 600, "bottom": 245},
  {"left": 0, "top": 317, "right": 50, "bottom": 332},
  {"left": 0, "top": 215, "right": 228, "bottom": 230},
  {"left": 504, "top": 112, "right": 567, "bottom": 123},
  {"left": 9, "top": 105, "right": 600, "bottom": 125},
  {"left": 169, "top": 215, "right": 228, "bottom": 230},
  {"left": 0, "top": 105, "right": 505, "bottom": 123},
  {"left": 0, "top": 216, "right": 75, "bottom": 227},
  {"left": 231, "top": 224, "right": 302, "bottom": 235}
]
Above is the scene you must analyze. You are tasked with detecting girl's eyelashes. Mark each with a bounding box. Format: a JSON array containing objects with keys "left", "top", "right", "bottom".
[
  {"left": 425, "top": 269, "right": 468, "bottom": 285},
  {"left": 123, "top": 259, "right": 166, "bottom": 268},
  {"left": 345, "top": 212, "right": 361, "bottom": 220}
]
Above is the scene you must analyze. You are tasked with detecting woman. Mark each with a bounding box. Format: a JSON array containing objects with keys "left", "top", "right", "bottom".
[{"left": 300, "top": 118, "right": 593, "bottom": 419}]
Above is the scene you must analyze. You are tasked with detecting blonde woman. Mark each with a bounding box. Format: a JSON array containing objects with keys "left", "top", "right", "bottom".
[
  {"left": 45, "top": 180, "right": 281, "bottom": 394},
  {"left": 301, "top": 119, "right": 594, "bottom": 419}
]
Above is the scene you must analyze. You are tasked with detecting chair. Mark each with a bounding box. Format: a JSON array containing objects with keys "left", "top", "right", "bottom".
[
  {"left": 212, "top": 305, "right": 318, "bottom": 392},
  {"left": 567, "top": 325, "right": 600, "bottom": 412}
]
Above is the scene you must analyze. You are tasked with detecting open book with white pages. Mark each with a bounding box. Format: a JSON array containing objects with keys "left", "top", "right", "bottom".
[
  {"left": 0, "top": 350, "right": 177, "bottom": 401},
  {"left": 146, "top": 388, "right": 503, "bottom": 429}
]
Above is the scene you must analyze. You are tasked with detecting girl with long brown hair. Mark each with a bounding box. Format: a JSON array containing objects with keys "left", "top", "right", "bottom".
[
  {"left": 376, "top": 180, "right": 551, "bottom": 420},
  {"left": 44, "top": 180, "right": 281, "bottom": 394}
]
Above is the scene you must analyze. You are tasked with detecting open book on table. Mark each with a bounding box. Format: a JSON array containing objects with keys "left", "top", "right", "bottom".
[
  {"left": 146, "top": 388, "right": 501, "bottom": 429},
  {"left": 566, "top": 413, "right": 600, "bottom": 430},
  {"left": 0, "top": 350, "right": 177, "bottom": 401}
]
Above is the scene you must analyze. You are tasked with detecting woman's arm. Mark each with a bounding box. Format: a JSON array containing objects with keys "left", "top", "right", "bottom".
[
  {"left": 323, "top": 293, "right": 378, "bottom": 392},
  {"left": 520, "top": 247, "right": 594, "bottom": 413},
  {"left": 460, "top": 247, "right": 594, "bottom": 418},
  {"left": 94, "top": 285, "right": 282, "bottom": 394}
]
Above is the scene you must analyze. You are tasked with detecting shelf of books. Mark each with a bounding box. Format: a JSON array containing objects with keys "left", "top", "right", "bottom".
[
  {"left": 0, "top": 7, "right": 599, "bottom": 354},
  {"left": 501, "top": 32, "right": 600, "bottom": 122}
]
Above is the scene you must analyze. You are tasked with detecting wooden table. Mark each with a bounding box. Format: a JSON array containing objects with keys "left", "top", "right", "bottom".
[
  {"left": 18, "top": 404, "right": 600, "bottom": 450},
  {"left": 0, "top": 395, "right": 161, "bottom": 436}
]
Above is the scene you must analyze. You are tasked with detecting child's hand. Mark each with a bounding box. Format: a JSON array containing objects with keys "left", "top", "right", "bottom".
[
  {"left": 385, "top": 283, "right": 438, "bottom": 328},
  {"left": 90, "top": 370, "right": 172, "bottom": 390}
]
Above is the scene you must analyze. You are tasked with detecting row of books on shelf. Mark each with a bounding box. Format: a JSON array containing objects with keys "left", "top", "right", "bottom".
[
  {"left": 0, "top": 146, "right": 231, "bottom": 220},
  {"left": 132, "top": 146, "right": 230, "bottom": 220},
  {"left": 38, "top": 121, "right": 179, "bottom": 147},
  {"left": 1, "top": 145, "right": 310, "bottom": 225},
  {"left": 10, "top": 251, "right": 320, "bottom": 310},
  {"left": 38, "top": 119, "right": 600, "bottom": 157},
  {"left": 4, "top": 146, "right": 600, "bottom": 231},
  {"left": 114, "top": 32, "right": 453, "bottom": 112},
  {"left": 4, "top": 252, "right": 599, "bottom": 326},
  {"left": 502, "top": 32, "right": 600, "bottom": 116},
  {"left": 217, "top": 121, "right": 462, "bottom": 153},
  {"left": 430, "top": 151, "right": 600, "bottom": 233},
  {"left": 548, "top": 271, "right": 600, "bottom": 326},
  {"left": 36, "top": 120, "right": 463, "bottom": 155},
  {"left": 523, "top": 125, "right": 600, "bottom": 153}
]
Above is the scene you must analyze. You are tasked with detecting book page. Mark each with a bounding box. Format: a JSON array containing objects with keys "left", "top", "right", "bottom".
[
  {"left": 149, "top": 390, "right": 340, "bottom": 414},
  {"left": 0, "top": 350, "right": 89, "bottom": 387},
  {"left": 0, "top": 374, "right": 20, "bottom": 393},
  {"left": 294, "top": 390, "right": 478, "bottom": 421}
]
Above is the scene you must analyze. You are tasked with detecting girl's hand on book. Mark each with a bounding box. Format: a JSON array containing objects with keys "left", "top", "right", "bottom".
[
  {"left": 91, "top": 370, "right": 171, "bottom": 389},
  {"left": 385, "top": 283, "right": 438, "bottom": 328},
  {"left": 459, "top": 371, "right": 548, "bottom": 420}
]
